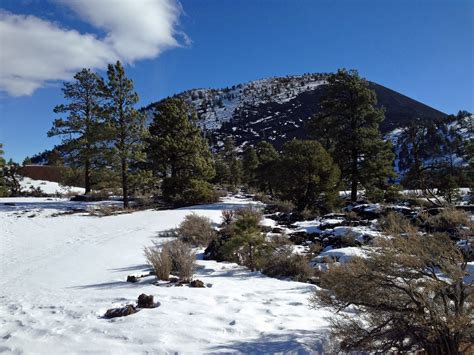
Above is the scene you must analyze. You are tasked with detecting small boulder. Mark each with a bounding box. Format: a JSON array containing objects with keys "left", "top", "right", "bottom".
[
  {"left": 190, "top": 279, "right": 205, "bottom": 288},
  {"left": 126, "top": 275, "right": 138, "bottom": 283},
  {"left": 103, "top": 305, "right": 137, "bottom": 319},
  {"left": 137, "top": 293, "right": 155, "bottom": 308}
]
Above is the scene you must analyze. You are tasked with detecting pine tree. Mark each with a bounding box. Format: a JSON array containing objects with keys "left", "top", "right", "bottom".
[
  {"left": 102, "top": 61, "right": 147, "bottom": 208},
  {"left": 311, "top": 69, "right": 394, "bottom": 201},
  {"left": 222, "top": 137, "right": 242, "bottom": 188},
  {"left": 0, "top": 144, "right": 7, "bottom": 196},
  {"left": 3, "top": 159, "right": 22, "bottom": 196},
  {"left": 242, "top": 146, "right": 259, "bottom": 187},
  {"left": 48, "top": 68, "right": 105, "bottom": 194},
  {"left": 147, "top": 98, "right": 215, "bottom": 204},
  {"left": 255, "top": 141, "right": 279, "bottom": 194},
  {"left": 398, "top": 117, "right": 469, "bottom": 204},
  {"left": 277, "top": 140, "right": 340, "bottom": 211}
]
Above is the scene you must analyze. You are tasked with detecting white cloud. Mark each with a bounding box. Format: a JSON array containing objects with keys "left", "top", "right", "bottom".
[{"left": 0, "top": 0, "right": 183, "bottom": 97}]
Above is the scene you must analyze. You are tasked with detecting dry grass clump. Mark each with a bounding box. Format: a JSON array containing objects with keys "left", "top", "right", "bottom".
[
  {"left": 144, "top": 242, "right": 172, "bottom": 281},
  {"left": 167, "top": 240, "right": 195, "bottom": 282},
  {"left": 144, "top": 240, "right": 195, "bottom": 282},
  {"left": 424, "top": 208, "right": 472, "bottom": 231},
  {"left": 379, "top": 212, "right": 418, "bottom": 236},
  {"left": 253, "top": 192, "right": 273, "bottom": 204},
  {"left": 177, "top": 213, "right": 217, "bottom": 247},
  {"left": 271, "top": 199, "right": 296, "bottom": 213}
]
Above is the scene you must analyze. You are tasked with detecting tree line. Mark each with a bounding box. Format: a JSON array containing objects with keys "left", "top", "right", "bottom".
[{"left": 1, "top": 67, "right": 472, "bottom": 208}]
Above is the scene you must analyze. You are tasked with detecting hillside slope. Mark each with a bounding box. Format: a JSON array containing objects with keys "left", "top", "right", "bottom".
[{"left": 145, "top": 73, "right": 447, "bottom": 149}]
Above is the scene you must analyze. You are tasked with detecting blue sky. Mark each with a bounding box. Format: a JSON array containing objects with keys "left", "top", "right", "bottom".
[{"left": 0, "top": 0, "right": 472, "bottom": 162}]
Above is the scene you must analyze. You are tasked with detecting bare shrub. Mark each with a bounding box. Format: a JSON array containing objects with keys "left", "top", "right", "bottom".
[
  {"left": 307, "top": 242, "right": 323, "bottom": 259},
  {"left": 311, "top": 232, "right": 473, "bottom": 354},
  {"left": 167, "top": 240, "right": 195, "bottom": 282},
  {"left": 144, "top": 243, "right": 172, "bottom": 281},
  {"left": 267, "top": 234, "right": 292, "bottom": 248},
  {"left": 425, "top": 208, "right": 471, "bottom": 231},
  {"left": 344, "top": 211, "right": 359, "bottom": 221},
  {"left": 340, "top": 232, "right": 360, "bottom": 247},
  {"left": 144, "top": 240, "right": 195, "bottom": 282},
  {"left": 254, "top": 192, "right": 273, "bottom": 204},
  {"left": 177, "top": 213, "right": 217, "bottom": 247},
  {"left": 221, "top": 209, "right": 235, "bottom": 225},
  {"left": 379, "top": 212, "right": 418, "bottom": 236},
  {"left": 271, "top": 199, "right": 296, "bottom": 213},
  {"left": 300, "top": 208, "right": 319, "bottom": 221},
  {"left": 262, "top": 247, "right": 314, "bottom": 282}
]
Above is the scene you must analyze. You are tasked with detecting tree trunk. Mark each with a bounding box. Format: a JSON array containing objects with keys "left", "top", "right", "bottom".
[
  {"left": 84, "top": 159, "right": 91, "bottom": 194},
  {"left": 122, "top": 158, "right": 128, "bottom": 208}
]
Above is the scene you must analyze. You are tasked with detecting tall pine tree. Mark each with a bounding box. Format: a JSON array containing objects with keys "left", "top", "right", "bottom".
[
  {"left": 311, "top": 69, "right": 394, "bottom": 201},
  {"left": 102, "top": 61, "right": 146, "bottom": 208},
  {"left": 255, "top": 141, "right": 279, "bottom": 194},
  {"left": 242, "top": 146, "right": 259, "bottom": 187},
  {"left": 146, "top": 98, "right": 215, "bottom": 204},
  {"left": 48, "top": 68, "right": 105, "bottom": 194}
]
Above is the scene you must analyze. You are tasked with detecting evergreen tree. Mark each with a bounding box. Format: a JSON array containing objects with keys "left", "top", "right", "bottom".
[
  {"left": 48, "top": 68, "right": 105, "bottom": 194},
  {"left": 242, "top": 146, "right": 259, "bottom": 187},
  {"left": 255, "top": 141, "right": 279, "bottom": 194},
  {"left": 222, "top": 209, "right": 266, "bottom": 271},
  {"left": 3, "top": 159, "right": 22, "bottom": 196},
  {"left": 213, "top": 154, "right": 231, "bottom": 185},
  {"left": 222, "top": 137, "right": 242, "bottom": 188},
  {"left": 398, "top": 119, "right": 431, "bottom": 188},
  {"left": 277, "top": 140, "right": 340, "bottom": 211},
  {"left": 311, "top": 69, "right": 394, "bottom": 201},
  {"left": 147, "top": 98, "right": 215, "bottom": 204},
  {"left": 102, "top": 61, "right": 147, "bottom": 208},
  {"left": 398, "top": 116, "right": 470, "bottom": 204},
  {"left": 0, "top": 144, "right": 7, "bottom": 197}
]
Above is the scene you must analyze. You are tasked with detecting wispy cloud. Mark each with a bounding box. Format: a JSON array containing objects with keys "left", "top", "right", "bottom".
[{"left": 0, "top": 0, "right": 184, "bottom": 97}]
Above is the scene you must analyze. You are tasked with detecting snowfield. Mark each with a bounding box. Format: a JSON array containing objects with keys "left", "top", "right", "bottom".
[
  {"left": 0, "top": 196, "right": 331, "bottom": 354},
  {"left": 20, "top": 177, "right": 85, "bottom": 196}
]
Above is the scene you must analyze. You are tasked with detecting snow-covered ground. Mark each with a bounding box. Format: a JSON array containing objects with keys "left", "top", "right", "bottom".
[
  {"left": 20, "top": 177, "right": 85, "bottom": 196},
  {"left": 0, "top": 196, "right": 331, "bottom": 354}
]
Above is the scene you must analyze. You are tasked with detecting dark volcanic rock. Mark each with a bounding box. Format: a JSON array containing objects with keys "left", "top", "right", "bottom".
[
  {"left": 289, "top": 232, "right": 317, "bottom": 245},
  {"left": 190, "top": 279, "right": 205, "bottom": 288},
  {"left": 103, "top": 305, "right": 137, "bottom": 319},
  {"left": 126, "top": 275, "right": 138, "bottom": 283},
  {"left": 137, "top": 294, "right": 155, "bottom": 308}
]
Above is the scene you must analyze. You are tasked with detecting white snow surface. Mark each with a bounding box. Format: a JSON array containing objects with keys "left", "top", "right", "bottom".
[
  {"left": 0, "top": 196, "right": 330, "bottom": 354},
  {"left": 20, "top": 177, "right": 85, "bottom": 196},
  {"left": 311, "top": 247, "right": 369, "bottom": 270}
]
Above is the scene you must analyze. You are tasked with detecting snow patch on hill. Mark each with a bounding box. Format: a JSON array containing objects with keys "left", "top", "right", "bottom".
[
  {"left": 171, "top": 74, "right": 327, "bottom": 130},
  {"left": 386, "top": 115, "right": 473, "bottom": 177}
]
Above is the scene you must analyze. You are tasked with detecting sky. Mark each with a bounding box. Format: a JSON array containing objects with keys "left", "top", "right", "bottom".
[{"left": 0, "top": 0, "right": 472, "bottom": 162}]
